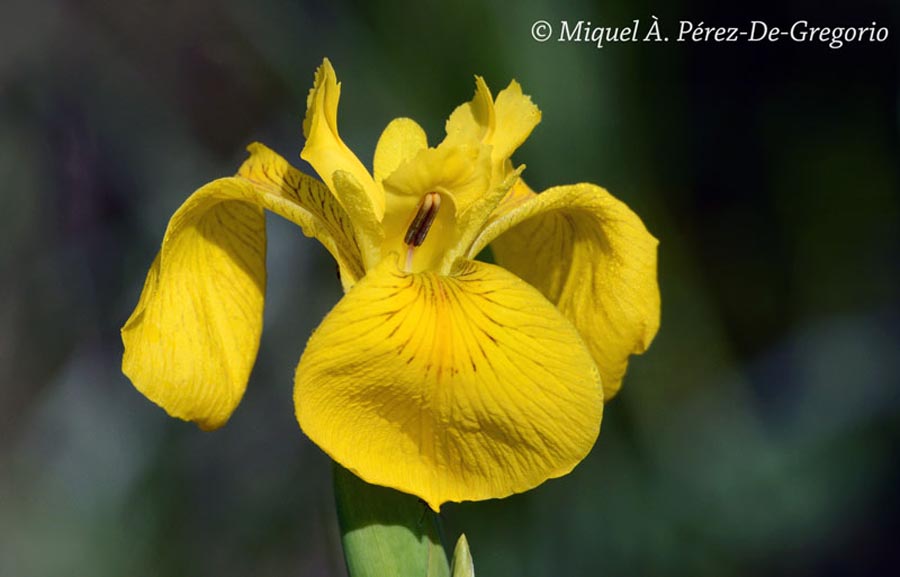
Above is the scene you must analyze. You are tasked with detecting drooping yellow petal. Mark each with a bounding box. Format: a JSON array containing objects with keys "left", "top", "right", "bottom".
[
  {"left": 121, "top": 178, "right": 266, "bottom": 431},
  {"left": 301, "top": 59, "right": 383, "bottom": 219},
  {"left": 122, "top": 144, "right": 364, "bottom": 429},
  {"left": 239, "top": 142, "right": 365, "bottom": 289},
  {"left": 472, "top": 183, "right": 660, "bottom": 399},
  {"left": 373, "top": 117, "right": 429, "bottom": 184},
  {"left": 294, "top": 258, "right": 603, "bottom": 511}
]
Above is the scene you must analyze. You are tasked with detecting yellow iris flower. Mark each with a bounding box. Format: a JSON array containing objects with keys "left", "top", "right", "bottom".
[{"left": 121, "top": 59, "right": 660, "bottom": 511}]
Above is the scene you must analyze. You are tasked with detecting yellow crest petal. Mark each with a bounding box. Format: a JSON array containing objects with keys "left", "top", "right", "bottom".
[
  {"left": 294, "top": 258, "right": 603, "bottom": 511},
  {"left": 301, "top": 59, "right": 383, "bottom": 219},
  {"left": 442, "top": 164, "right": 524, "bottom": 272},
  {"left": 382, "top": 142, "right": 492, "bottom": 213},
  {"left": 443, "top": 78, "right": 540, "bottom": 181},
  {"left": 474, "top": 182, "right": 661, "bottom": 399},
  {"left": 380, "top": 142, "right": 491, "bottom": 274},
  {"left": 444, "top": 76, "right": 495, "bottom": 146},
  {"left": 490, "top": 80, "right": 541, "bottom": 165},
  {"left": 490, "top": 173, "right": 539, "bottom": 219},
  {"left": 331, "top": 170, "right": 384, "bottom": 270}
]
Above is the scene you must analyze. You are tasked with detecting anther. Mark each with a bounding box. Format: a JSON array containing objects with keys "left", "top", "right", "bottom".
[{"left": 404, "top": 192, "right": 441, "bottom": 247}]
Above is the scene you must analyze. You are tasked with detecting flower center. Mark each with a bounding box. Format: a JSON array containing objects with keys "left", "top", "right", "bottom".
[{"left": 403, "top": 192, "right": 442, "bottom": 272}]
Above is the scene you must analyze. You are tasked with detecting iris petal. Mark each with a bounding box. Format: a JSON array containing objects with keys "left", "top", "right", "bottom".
[
  {"left": 294, "top": 258, "right": 602, "bottom": 511},
  {"left": 489, "top": 175, "right": 538, "bottom": 219},
  {"left": 240, "top": 142, "right": 365, "bottom": 288},
  {"left": 490, "top": 81, "right": 541, "bottom": 165},
  {"left": 473, "top": 182, "right": 661, "bottom": 399},
  {"left": 443, "top": 78, "right": 540, "bottom": 180},
  {"left": 380, "top": 142, "right": 491, "bottom": 274},
  {"left": 121, "top": 178, "right": 266, "bottom": 430},
  {"left": 373, "top": 117, "right": 429, "bottom": 184},
  {"left": 382, "top": 142, "right": 491, "bottom": 214},
  {"left": 444, "top": 76, "right": 494, "bottom": 146},
  {"left": 301, "top": 59, "right": 382, "bottom": 219},
  {"left": 122, "top": 144, "right": 363, "bottom": 429}
]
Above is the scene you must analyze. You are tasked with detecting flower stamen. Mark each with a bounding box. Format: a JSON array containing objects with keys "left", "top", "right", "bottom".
[
  {"left": 404, "top": 192, "right": 442, "bottom": 247},
  {"left": 403, "top": 192, "right": 441, "bottom": 271}
]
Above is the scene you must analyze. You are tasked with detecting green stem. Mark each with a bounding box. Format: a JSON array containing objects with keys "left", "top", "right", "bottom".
[{"left": 333, "top": 463, "right": 450, "bottom": 577}]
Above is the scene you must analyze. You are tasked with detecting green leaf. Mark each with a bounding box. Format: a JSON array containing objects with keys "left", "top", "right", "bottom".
[{"left": 334, "top": 463, "right": 450, "bottom": 577}]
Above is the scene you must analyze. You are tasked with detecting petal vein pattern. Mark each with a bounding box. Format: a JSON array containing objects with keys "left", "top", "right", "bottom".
[
  {"left": 294, "top": 259, "right": 603, "bottom": 510},
  {"left": 122, "top": 145, "right": 366, "bottom": 430},
  {"left": 121, "top": 179, "right": 268, "bottom": 431},
  {"left": 476, "top": 182, "right": 660, "bottom": 399},
  {"left": 239, "top": 142, "right": 365, "bottom": 287}
]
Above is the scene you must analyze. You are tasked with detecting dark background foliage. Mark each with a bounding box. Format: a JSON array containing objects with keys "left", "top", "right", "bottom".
[{"left": 1, "top": 0, "right": 897, "bottom": 575}]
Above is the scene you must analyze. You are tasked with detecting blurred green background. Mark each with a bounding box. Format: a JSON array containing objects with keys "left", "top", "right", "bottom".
[{"left": 1, "top": 0, "right": 897, "bottom": 576}]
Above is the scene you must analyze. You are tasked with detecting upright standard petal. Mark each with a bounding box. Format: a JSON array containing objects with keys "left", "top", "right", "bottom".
[
  {"left": 444, "top": 78, "right": 540, "bottom": 179},
  {"left": 122, "top": 144, "right": 364, "bottom": 429},
  {"left": 489, "top": 80, "right": 541, "bottom": 165},
  {"left": 372, "top": 117, "right": 429, "bottom": 184},
  {"left": 301, "top": 59, "right": 382, "bottom": 220},
  {"left": 472, "top": 183, "right": 661, "bottom": 399},
  {"left": 294, "top": 258, "right": 603, "bottom": 511},
  {"left": 444, "top": 76, "right": 495, "bottom": 146}
]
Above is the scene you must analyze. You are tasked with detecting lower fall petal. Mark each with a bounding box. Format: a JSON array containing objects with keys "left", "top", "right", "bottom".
[
  {"left": 474, "top": 182, "right": 661, "bottom": 400},
  {"left": 239, "top": 142, "right": 365, "bottom": 289},
  {"left": 294, "top": 258, "right": 603, "bottom": 511},
  {"left": 122, "top": 178, "right": 267, "bottom": 431},
  {"left": 123, "top": 143, "right": 366, "bottom": 430}
]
